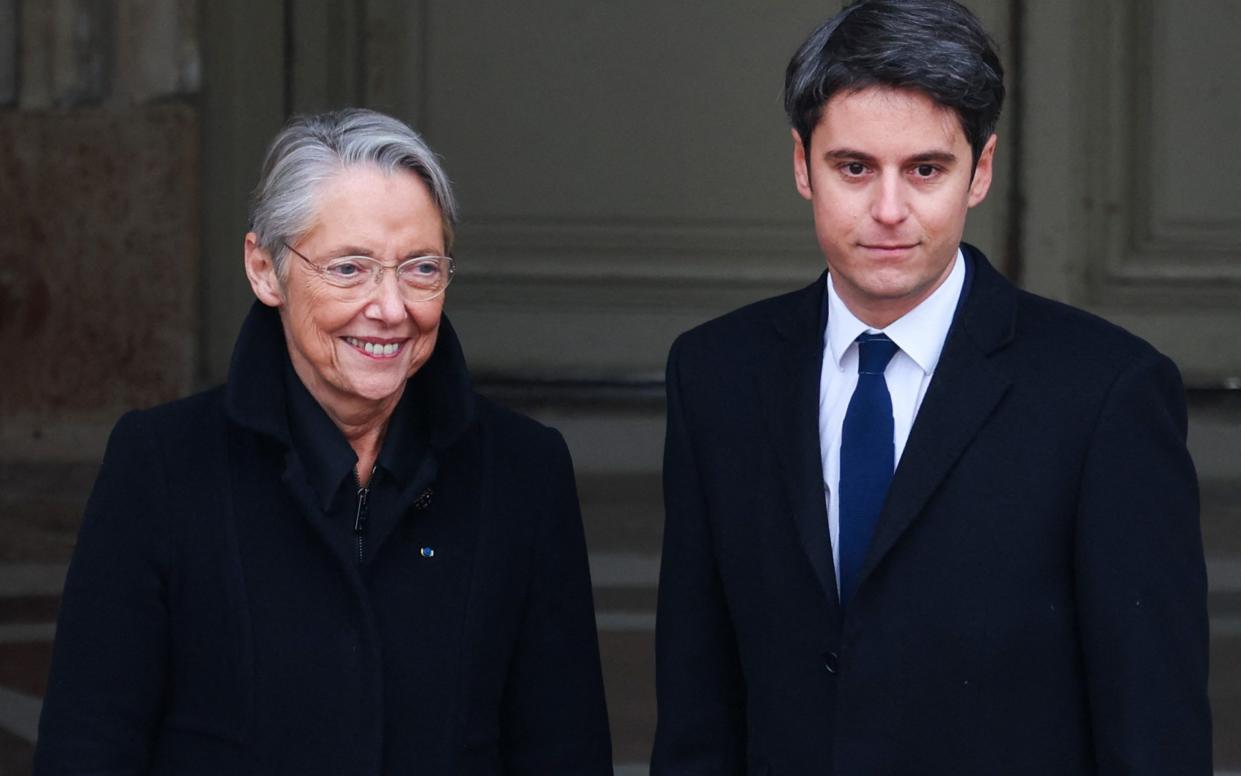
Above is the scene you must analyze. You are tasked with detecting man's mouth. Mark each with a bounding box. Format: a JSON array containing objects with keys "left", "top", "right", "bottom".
[{"left": 861, "top": 243, "right": 918, "bottom": 251}]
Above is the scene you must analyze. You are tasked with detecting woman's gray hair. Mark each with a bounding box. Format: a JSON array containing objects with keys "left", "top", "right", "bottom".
[{"left": 249, "top": 108, "right": 459, "bottom": 274}]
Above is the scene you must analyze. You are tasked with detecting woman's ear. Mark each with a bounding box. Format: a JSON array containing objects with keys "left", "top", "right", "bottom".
[{"left": 244, "top": 233, "right": 284, "bottom": 307}]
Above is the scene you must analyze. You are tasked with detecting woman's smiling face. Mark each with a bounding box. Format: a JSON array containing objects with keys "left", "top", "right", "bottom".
[{"left": 245, "top": 164, "right": 446, "bottom": 419}]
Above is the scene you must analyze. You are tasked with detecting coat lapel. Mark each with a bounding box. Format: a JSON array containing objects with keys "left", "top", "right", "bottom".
[
  {"left": 855, "top": 248, "right": 1017, "bottom": 592},
  {"left": 759, "top": 274, "right": 841, "bottom": 612}
]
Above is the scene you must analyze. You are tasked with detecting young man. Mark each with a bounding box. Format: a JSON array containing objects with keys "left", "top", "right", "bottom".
[{"left": 652, "top": 2, "right": 1212, "bottom": 773}]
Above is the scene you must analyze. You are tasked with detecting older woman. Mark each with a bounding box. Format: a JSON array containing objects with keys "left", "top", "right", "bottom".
[{"left": 35, "top": 109, "right": 612, "bottom": 774}]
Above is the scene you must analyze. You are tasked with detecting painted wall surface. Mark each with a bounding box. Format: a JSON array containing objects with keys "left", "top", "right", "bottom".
[{"left": 1, "top": 1, "right": 1237, "bottom": 772}]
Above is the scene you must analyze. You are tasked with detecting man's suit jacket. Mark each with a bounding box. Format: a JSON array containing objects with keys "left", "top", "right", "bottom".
[{"left": 652, "top": 246, "right": 1211, "bottom": 775}]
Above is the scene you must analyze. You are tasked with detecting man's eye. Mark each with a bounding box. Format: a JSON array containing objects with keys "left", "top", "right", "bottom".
[
  {"left": 843, "top": 162, "right": 867, "bottom": 176},
  {"left": 914, "top": 164, "right": 939, "bottom": 178}
]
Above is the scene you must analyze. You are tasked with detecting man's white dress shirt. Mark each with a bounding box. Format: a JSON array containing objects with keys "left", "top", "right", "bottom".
[{"left": 819, "top": 248, "right": 966, "bottom": 588}]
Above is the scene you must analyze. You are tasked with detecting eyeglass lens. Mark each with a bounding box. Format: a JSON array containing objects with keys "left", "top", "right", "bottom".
[{"left": 321, "top": 256, "right": 452, "bottom": 297}]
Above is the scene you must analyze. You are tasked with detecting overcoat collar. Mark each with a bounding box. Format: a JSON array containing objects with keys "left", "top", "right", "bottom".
[
  {"left": 761, "top": 270, "right": 839, "bottom": 615},
  {"left": 761, "top": 244, "right": 1017, "bottom": 611},
  {"left": 224, "top": 301, "right": 477, "bottom": 456},
  {"left": 855, "top": 244, "right": 1014, "bottom": 596}
]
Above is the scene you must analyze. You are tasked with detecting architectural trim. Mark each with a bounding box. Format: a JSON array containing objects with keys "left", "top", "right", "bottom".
[{"left": 1084, "top": 0, "right": 1240, "bottom": 285}]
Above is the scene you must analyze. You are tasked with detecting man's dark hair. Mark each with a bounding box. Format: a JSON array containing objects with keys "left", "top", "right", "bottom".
[{"left": 784, "top": 0, "right": 1005, "bottom": 165}]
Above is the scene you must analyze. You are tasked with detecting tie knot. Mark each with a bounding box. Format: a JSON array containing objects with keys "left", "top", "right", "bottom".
[{"left": 856, "top": 333, "right": 898, "bottom": 374}]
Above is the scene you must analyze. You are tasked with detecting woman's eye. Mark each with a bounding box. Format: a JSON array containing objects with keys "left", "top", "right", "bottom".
[
  {"left": 327, "top": 261, "right": 366, "bottom": 278},
  {"left": 401, "top": 260, "right": 442, "bottom": 281}
]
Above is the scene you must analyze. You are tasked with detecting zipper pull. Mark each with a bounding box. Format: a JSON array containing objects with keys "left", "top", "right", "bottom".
[{"left": 353, "top": 486, "right": 370, "bottom": 533}]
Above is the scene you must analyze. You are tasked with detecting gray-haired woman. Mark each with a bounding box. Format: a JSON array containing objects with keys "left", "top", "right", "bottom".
[{"left": 35, "top": 108, "right": 612, "bottom": 775}]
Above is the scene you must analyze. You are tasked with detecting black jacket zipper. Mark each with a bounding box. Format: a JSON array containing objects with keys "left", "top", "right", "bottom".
[{"left": 352, "top": 467, "right": 375, "bottom": 563}]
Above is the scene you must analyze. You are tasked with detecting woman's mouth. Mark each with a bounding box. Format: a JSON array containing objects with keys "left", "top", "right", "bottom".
[{"left": 344, "top": 336, "right": 405, "bottom": 358}]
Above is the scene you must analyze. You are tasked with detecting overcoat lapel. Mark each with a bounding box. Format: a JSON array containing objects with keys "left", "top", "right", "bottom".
[
  {"left": 855, "top": 249, "right": 1017, "bottom": 593},
  {"left": 760, "top": 274, "right": 841, "bottom": 613}
]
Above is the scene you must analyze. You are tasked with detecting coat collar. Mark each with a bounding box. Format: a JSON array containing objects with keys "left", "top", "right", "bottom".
[
  {"left": 761, "top": 244, "right": 1017, "bottom": 610},
  {"left": 761, "top": 270, "right": 840, "bottom": 614},
  {"left": 224, "top": 301, "right": 477, "bottom": 456},
  {"left": 854, "top": 244, "right": 1016, "bottom": 599}
]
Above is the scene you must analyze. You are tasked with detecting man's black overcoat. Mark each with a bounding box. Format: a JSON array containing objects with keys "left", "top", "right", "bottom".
[{"left": 652, "top": 246, "right": 1211, "bottom": 775}]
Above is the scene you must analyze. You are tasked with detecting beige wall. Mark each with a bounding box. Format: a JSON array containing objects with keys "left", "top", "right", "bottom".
[
  {"left": 0, "top": 0, "right": 200, "bottom": 462},
  {"left": 1022, "top": 0, "right": 1241, "bottom": 386},
  {"left": 2, "top": 2, "right": 1238, "bottom": 770},
  {"left": 200, "top": 0, "right": 1015, "bottom": 389}
]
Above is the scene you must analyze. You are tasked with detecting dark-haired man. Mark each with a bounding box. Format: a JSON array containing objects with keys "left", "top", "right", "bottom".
[{"left": 652, "top": 1, "right": 1212, "bottom": 774}]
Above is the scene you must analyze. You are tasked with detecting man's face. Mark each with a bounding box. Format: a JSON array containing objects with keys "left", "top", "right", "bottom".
[{"left": 793, "top": 86, "right": 996, "bottom": 328}]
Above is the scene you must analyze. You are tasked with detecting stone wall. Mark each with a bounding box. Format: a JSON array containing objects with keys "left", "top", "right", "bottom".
[
  {"left": 0, "top": 0, "right": 200, "bottom": 462},
  {"left": 0, "top": 3, "right": 200, "bottom": 772}
]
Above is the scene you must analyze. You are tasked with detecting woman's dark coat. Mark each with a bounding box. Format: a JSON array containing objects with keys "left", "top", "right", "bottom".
[{"left": 34, "top": 303, "right": 613, "bottom": 775}]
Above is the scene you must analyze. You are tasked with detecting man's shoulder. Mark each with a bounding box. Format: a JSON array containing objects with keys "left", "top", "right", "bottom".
[
  {"left": 960, "top": 247, "right": 1170, "bottom": 377},
  {"left": 671, "top": 278, "right": 822, "bottom": 364},
  {"left": 1010, "top": 287, "right": 1167, "bottom": 373}
]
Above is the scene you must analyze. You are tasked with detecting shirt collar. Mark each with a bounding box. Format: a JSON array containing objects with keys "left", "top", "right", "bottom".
[
  {"left": 284, "top": 345, "right": 435, "bottom": 513},
  {"left": 825, "top": 246, "right": 966, "bottom": 375}
]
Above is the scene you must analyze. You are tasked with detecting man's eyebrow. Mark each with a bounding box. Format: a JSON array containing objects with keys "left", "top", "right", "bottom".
[
  {"left": 907, "top": 151, "right": 959, "bottom": 165},
  {"left": 822, "top": 149, "right": 960, "bottom": 165},
  {"left": 823, "top": 148, "right": 878, "bottom": 163}
]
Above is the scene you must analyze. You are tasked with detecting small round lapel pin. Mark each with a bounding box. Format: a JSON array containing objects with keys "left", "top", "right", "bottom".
[{"left": 420, "top": 547, "right": 435, "bottom": 558}]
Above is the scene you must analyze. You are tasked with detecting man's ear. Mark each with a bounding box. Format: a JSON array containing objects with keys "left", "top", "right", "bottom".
[
  {"left": 967, "top": 133, "right": 998, "bottom": 208},
  {"left": 792, "top": 129, "right": 813, "bottom": 201},
  {"left": 244, "top": 233, "right": 285, "bottom": 308}
]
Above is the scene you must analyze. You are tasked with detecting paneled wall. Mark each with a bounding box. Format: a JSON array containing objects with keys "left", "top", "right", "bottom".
[
  {"left": 1023, "top": 1, "right": 1241, "bottom": 767},
  {"left": 2, "top": 1, "right": 1236, "bottom": 772},
  {"left": 1022, "top": 0, "right": 1241, "bottom": 385},
  {"left": 200, "top": 0, "right": 1013, "bottom": 476},
  {"left": 202, "top": 0, "right": 1014, "bottom": 392}
]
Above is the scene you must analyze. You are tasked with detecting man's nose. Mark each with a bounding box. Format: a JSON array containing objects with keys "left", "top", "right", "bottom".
[{"left": 870, "top": 173, "right": 910, "bottom": 225}]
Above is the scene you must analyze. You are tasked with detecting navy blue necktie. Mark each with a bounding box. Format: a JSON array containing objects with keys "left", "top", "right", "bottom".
[{"left": 838, "top": 333, "right": 899, "bottom": 606}]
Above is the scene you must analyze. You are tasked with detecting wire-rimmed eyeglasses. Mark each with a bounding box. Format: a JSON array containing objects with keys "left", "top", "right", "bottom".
[{"left": 283, "top": 242, "right": 455, "bottom": 302}]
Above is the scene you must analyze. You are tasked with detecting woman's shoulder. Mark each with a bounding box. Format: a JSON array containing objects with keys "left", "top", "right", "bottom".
[
  {"left": 107, "top": 385, "right": 230, "bottom": 456},
  {"left": 472, "top": 395, "right": 567, "bottom": 454},
  {"left": 121, "top": 384, "right": 226, "bottom": 426}
]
